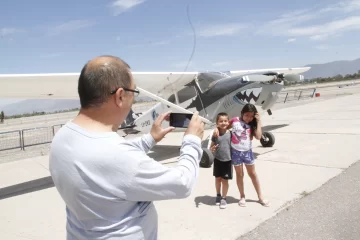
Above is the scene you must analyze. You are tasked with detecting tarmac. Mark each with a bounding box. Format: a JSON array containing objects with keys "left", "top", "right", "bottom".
[
  {"left": 0, "top": 83, "right": 359, "bottom": 240},
  {"left": 238, "top": 159, "right": 360, "bottom": 240}
]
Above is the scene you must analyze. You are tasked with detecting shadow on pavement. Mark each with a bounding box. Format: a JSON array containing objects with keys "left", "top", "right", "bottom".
[
  {"left": 194, "top": 195, "right": 240, "bottom": 207},
  {"left": 147, "top": 145, "right": 180, "bottom": 162},
  {"left": 262, "top": 124, "right": 289, "bottom": 132},
  {"left": 0, "top": 176, "right": 54, "bottom": 200}
]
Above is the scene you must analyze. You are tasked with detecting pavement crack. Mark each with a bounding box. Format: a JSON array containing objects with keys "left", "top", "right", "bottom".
[
  {"left": 258, "top": 159, "right": 346, "bottom": 170},
  {"left": 274, "top": 132, "right": 360, "bottom": 135}
]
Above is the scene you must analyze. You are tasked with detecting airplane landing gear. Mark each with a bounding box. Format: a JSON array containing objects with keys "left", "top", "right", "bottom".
[
  {"left": 260, "top": 132, "right": 275, "bottom": 147},
  {"left": 200, "top": 148, "right": 214, "bottom": 168}
]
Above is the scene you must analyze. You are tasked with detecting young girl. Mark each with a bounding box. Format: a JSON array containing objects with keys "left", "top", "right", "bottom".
[{"left": 213, "top": 103, "right": 270, "bottom": 207}]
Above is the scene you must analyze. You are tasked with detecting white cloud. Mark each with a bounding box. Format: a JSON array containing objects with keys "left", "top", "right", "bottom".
[
  {"left": 198, "top": 23, "right": 249, "bottom": 37},
  {"left": 257, "top": 0, "right": 360, "bottom": 41},
  {"left": 319, "top": 0, "right": 360, "bottom": 13},
  {"left": 287, "top": 38, "right": 296, "bottom": 43},
  {"left": 212, "top": 61, "right": 230, "bottom": 67},
  {"left": 39, "top": 53, "right": 64, "bottom": 59},
  {"left": 315, "top": 45, "right": 329, "bottom": 50},
  {"left": 288, "top": 16, "right": 360, "bottom": 38},
  {"left": 47, "top": 20, "right": 95, "bottom": 36},
  {"left": 309, "top": 34, "right": 329, "bottom": 41},
  {"left": 151, "top": 40, "right": 170, "bottom": 46},
  {"left": 0, "top": 28, "right": 23, "bottom": 37},
  {"left": 126, "top": 39, "right": 170, "bottom": 48},
  {"left": 111, "top": 0, "right": 146, "bottom": 16},
  {"left": 172, "top": 61, "right": 196, "bottom": 69}
]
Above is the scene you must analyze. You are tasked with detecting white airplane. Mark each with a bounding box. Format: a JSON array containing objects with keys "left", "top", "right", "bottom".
[{"left": 0, "top": 66, "right": 310, "bottom": 167}]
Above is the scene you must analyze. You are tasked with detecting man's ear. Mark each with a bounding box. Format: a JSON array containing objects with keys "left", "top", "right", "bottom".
[{"left": 115, "top": 88, "right": 124, "bottom": 107}]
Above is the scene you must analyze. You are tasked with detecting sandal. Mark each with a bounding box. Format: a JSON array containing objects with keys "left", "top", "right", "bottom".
[
  {"left": 259, "top": 199, "right": 271, "bottom": 207},
  {"left": 238, "top": 198, "right": 246, "bottom": 207}
]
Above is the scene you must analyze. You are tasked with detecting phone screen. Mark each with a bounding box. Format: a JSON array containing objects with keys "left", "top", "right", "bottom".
[{"left": 169, "top": 113, "right": 193, "bottom": 128}]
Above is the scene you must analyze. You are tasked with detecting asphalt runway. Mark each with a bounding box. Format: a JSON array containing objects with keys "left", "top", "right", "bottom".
[{"left": 237, "top": 159, "right": 360, "bottom": 240}]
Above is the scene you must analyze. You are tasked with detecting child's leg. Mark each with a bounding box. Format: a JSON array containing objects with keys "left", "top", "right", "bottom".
[
  {"left": 219, "top": 178, "right": 229, "bottom": 209},
  {"left": 221, "top": 160, "right": 232, "bottom": 199},
  {"left": 234, "top": 165, "right": 245, "bottom": 199},
  {"left": 215, "top": 177, "right": 222, "bottom": 205},
  {"left": 215, "top": 177, "right": 222, "bottom": 195},
  {"left": 221, "top": 178, "right": 229, "bottom": 198},
  {"left": 232, "top": 149, "right": 246, "bottom": 206},
  {"left": 244, "top": 164, "right": 262, "bottom": 199},
  {"left": 245, "top": 164, "right": 270, "bottom": 207},
  {"left": 213, "top": 158, "right": 223, "bottom": 205}
]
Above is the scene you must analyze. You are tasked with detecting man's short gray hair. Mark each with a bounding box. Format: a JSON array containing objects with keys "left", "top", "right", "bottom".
[{"left": 78, "top": 55, "right": 132, "bottom": 108}]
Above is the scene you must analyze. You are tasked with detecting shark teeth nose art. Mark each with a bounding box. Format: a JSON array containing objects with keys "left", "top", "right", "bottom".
[{"left": 234, "top": 88, "right": 262, "bottom": 104}]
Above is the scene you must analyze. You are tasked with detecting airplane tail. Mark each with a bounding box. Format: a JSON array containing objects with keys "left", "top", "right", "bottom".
[{"left": 132, "top": 102, "right": 169, "bottom": 133}]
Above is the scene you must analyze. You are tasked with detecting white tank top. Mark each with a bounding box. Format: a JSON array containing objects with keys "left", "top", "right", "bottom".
[{"left": 230, "top": 117, "right": 252, "bottom": 151}]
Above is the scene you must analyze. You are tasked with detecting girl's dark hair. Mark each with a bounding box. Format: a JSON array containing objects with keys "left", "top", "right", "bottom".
[{"left": 241, "top": 103, "right": 258, "bottom": 131}]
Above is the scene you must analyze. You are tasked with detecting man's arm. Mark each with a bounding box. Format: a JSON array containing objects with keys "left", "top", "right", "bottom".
[
  {"left": 124, "top": 133, "right": 156, "bottom": 153},
  {"left": 124, "top": 134, "right": 202, "bottom": 201}
]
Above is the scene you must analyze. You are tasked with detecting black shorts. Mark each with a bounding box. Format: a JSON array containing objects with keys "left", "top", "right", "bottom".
[{"left": 213, "top": 158, "right": 233, "bottom": 180}]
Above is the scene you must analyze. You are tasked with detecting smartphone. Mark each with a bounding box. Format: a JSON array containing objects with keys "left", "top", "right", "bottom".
[{"left": 169, "top": 113, "right": 193, "bottom": 128}]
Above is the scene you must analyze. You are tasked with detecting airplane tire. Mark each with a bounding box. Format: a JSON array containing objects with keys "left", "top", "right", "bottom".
[
  {"left": 260, "top": 132, "right": 275, "bottom": 147},
  {"left": 200, "top": 148, "right": 214, "bottom": 168}
]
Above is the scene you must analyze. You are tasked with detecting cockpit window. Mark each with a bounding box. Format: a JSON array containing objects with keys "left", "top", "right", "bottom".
[{"left": 197, "top": 72, "right": 228, "bottom": 92}]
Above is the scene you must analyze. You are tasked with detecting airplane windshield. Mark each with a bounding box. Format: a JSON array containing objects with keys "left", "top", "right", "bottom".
[{"left": 197, "top": 72, "right": 228, "bottom": 92}]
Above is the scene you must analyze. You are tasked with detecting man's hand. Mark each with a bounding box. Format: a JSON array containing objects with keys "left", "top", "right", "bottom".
[
  {"left": 184, "top": 111, "right": 205, "bottom": 139},
  {"left": 150, "top": 111, "right": 175, "bottom": 142}
]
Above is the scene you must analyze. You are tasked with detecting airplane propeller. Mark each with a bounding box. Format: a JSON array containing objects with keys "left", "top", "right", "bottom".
[
  {"left": 262, "top": 71, "right": 305, "bottom": 82},
  {"left": 278, "top": 73, "right": 305, "bottom": 82},
  {"left": 241, "top": 73, "right": 305, "bottom": 83},
  {"left": 241, "top": 74, "right": 277, "bottom": 82}
]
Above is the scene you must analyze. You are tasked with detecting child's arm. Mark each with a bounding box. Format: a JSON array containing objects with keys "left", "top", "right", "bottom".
[
  {"left": 212, "top": 127, "right": 219, "bottom": 138},
  {"left": 210, "top": 141, "right": 218, "bottom": 153},
  {"left": 227, "top": 117, "right": 234, "bottom": 129},
  {"left": 252, "top": 113, "right": 262, "bottom": 140}
]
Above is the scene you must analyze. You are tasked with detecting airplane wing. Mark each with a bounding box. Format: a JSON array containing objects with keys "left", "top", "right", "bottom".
[
  {"left": 0, "top": 67, "right": 310, "bottom": 100},
  {"left": 0, "top": 72, "right": 198, "bottom": 99},
  {"left": 230, "top": 67, "right": 311, "bottom": 76},
  {"left": 0, "top": 66, "right": 310, "bottom": 136}
]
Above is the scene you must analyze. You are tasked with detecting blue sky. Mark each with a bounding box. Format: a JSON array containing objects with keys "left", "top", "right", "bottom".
[{"left": 1, "top": 0, "right": 360, "bottom": 74}]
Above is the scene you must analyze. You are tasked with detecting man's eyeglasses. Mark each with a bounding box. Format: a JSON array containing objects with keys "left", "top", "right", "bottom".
[{"left": 110, "top": 87, "right": 140, "bottom": 97}]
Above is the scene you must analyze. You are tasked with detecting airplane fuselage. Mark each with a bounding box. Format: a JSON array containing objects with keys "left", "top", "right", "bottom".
[{"left": 179, "top": 73, "right": 285, "bottom": 123}]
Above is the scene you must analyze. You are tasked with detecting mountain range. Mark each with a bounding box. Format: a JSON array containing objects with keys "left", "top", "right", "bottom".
[
  {"left": 0, "top": 57, "right": 359, "bottom": 116},
  {"left": 303, "top": 57, "right": 360, "bottom": 79}
]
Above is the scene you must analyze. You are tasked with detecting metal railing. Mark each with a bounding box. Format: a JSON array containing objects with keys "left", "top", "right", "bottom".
[
  {"left": 0, "top": 130, "right": 22, "bottom": 151},
  {"left": 276, "top": 88, "right": 316, "bottom": 103},
  {"left": 0, "top": 104, "right": 157, "bottom": 152},
  {"left": 0, "top": 124, "right": 64, "bottom": 151}
]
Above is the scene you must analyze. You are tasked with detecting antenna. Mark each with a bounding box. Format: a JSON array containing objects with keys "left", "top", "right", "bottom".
[{"left": 171, "top": 4, "right": 197, "bottom": 85}]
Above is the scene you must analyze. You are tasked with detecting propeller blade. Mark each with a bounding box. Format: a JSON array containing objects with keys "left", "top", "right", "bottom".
[
  {"left": 241, "top": 74, "right": 276, "bottom": 82},
  {"left": 283, "top": 74, "right": 305, "bottom": 82}
]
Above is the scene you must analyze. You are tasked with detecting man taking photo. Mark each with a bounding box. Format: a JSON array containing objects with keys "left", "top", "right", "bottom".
[{"left": 49, "top": 55, "right": 204, "bottom": 240}]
